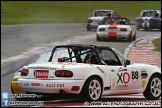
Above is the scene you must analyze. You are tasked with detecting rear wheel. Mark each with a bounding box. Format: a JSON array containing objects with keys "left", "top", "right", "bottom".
[
  {"left": 128, "top": 31, "right": 132, "bottom": 42},
  {"left": 143, "top": 74, "right": 161, "bottom": 100},
  {"left": 133, "top": 32, "right": 136, "bottom": 41},
  {"left": 81, "top": 77, "right": 102, "bottom": 102},
  {"left": 96, "top": 35, "right": 101, "bottom": 41}
]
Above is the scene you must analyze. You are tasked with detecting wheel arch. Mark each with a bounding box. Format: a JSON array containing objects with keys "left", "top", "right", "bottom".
[
  {"left": 80, "top": 75, "right": 103, "bottom": 93},
  {"left": 144, "top": 72, "right": 161, "bottom": 91},
  {"left": 143, "top": 72, "right": 161, "bottom": 100}
]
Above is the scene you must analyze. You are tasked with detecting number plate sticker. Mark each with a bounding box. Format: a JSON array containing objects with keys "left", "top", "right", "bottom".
[
  {"left": 108, "top": 32, "right": 117, "bottom": 38},
  {"left": 35, "top": 70, "right": 49, "bottom": 78}
]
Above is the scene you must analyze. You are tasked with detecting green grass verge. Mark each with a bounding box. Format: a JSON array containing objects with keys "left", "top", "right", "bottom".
[
  {"left": 152, "top": 37, "right": 161, "bottom": 52},
  {"left": 1, "top": 1, "right": 161, "bottom": 25}
]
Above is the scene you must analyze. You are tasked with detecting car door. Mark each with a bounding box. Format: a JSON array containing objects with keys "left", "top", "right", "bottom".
[{"left": 100, "top": 48, "right": 140, "bottom": 91}]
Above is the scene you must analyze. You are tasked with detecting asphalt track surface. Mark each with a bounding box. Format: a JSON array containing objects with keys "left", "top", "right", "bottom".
[{"left": 1, "top": 24, "right": 161, "bottom": 107}]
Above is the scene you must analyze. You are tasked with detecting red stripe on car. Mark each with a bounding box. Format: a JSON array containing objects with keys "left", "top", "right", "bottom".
[
  {"left": 109, "top": 24, "right": 117, "bottom": 29},
  {"left": 97, "top": 66, "right": 105, "bottom": 74},
  {"left": 108, "top": 24, "right": 117, "bottom": 38}
]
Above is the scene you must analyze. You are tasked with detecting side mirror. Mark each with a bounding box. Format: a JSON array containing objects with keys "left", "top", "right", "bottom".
[
  {"left": 124, "top": 59, "right": 131, "bottom": 67},
  {"left": 98, "top": 23, "right": 101, "bottom": 25}
]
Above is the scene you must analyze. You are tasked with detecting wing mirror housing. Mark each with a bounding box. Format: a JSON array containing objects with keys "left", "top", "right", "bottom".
[
  {"left": 124, "top": 59, "right": 131, "bottom": 67},
  {"left": 98, "top": 23, "right": 101, "bottom": 25}
]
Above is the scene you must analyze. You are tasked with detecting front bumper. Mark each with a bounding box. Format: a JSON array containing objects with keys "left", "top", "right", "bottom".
[{"left": 17, "top": 79, "right": 85, "bottom": 94}]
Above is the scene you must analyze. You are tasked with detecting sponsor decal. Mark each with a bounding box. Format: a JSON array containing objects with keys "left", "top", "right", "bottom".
[
  {"left": 18, "top": 82, "right": 30, "bottom": 87},
  {"left": 28, "top": 67, "right": 56, "bottom": 70},
  {"left": 97, "top": 66, "right": 106, "bottom": 76},
  {"left": 141, "top": 72, "right": 147, "bottom": 79},
  {"left": 117, "top": 72, "right": 130, "bottom": 84},
  {"left": 46, "top": 83, "right": 64, "bottom": 87},
  {"left": 142, "top": 80, "right": 146, "bottom": 88},
  {"left": 35, "top": 70, "right": 49, "bottom": 78},
  {"left": 116, "top": 72, "right": 130, "bottom": 88},
  {"left": 131, "top": 68, "right": 139, "bottom": 83},
  {"left": 31, "top": 83, "right": 43, "bottom": 86}
]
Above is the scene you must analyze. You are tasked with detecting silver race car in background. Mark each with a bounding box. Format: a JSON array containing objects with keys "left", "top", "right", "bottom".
[
  {"left": 96, "top": 17, "right": 136, "bottom": 42},
  {"left": 86, "top": 10, "right": 119, "bottom": 31}
]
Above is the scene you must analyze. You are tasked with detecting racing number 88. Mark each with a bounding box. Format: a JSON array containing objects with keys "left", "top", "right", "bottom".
[{"left": 132, "top": 71, "right": 138, "bottom": 79}]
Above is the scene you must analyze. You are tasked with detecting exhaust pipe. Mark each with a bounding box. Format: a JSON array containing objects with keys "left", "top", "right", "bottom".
[{"left": 59, "top": 90, "right": 68, "bottom": 94}]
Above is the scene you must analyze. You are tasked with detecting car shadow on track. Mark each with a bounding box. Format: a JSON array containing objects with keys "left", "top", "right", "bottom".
[
  {"left": 98, "top": 39, "right": 133, "bottom": 43},
  {"left": 43, "top": 94, "right": 148, "bottom": 103}
]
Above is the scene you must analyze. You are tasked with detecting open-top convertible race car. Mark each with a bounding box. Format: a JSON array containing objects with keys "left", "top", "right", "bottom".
[
  {"left": 86, "top": 10, "right": 119, "bottom": 31},
  {"left": 17, "top": 44, "right": 161, "bottom": 101},
  {"left": 96, "top": 17, "right": 136, "bottom": 42},
  {"left": 135, "top": 10, "right": 161, "bottom": 30}
]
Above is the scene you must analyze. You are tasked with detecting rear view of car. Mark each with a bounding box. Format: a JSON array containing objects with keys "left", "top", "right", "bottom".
[
  {"left": 96, "top": 17, "right": 136, "bottom": 42},
  {"left": 86, "top": 10, "right": 119, "bottom": 31},
  {"left": 135, "top": 10, "right": 161, "bottom": 30}
]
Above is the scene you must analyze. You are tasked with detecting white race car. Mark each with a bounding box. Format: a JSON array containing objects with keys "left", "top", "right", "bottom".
[
  {"left": 96, "top": 17, "right": 136, "bottom": 42},
  {"left": 17, "top": 44, "right": 161, "bottom": 101},
  {"left": 86, "top": 10, "right": 119, "bottom": 31}
]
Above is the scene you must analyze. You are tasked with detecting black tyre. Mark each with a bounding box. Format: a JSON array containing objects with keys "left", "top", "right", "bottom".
[
  {"left": 96, "top": 35, "right": 101, "bottom": 41},
  {"left": 87, "top": 25, "right": 91, "bottom": 31},
  {"left": 143, "top": 74, "right": 161, "bottom": 100},
  {"left": 133, "top": 32, "right": 136, "bottom": 41},
  {"left": 81, "top": 77, "right": 103, "bottom": 102},
  {"left": 127, "top": 31, "right": 132, "bottom": 42}
]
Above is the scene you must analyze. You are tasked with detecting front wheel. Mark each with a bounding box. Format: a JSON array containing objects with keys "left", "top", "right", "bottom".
[
  {"left": 81, "top": 77, "right": 102, "bottom": 102},
  {"left": 87, "top": 25, "right": 91, "bottom": 31},
  {"left": 143, "top": 74, "right": 161, "bottom": 100}
]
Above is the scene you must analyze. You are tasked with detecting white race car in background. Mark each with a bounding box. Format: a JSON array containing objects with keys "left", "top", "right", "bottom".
[
  {"left": 86, "top": 10, "right": 119, "bottom": 31},
  {"left": 96, "top": 17, "right": 136, "bottom": 42},
  {"left": 17, "top": 44, "right": 161, "bottom": 101}
]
